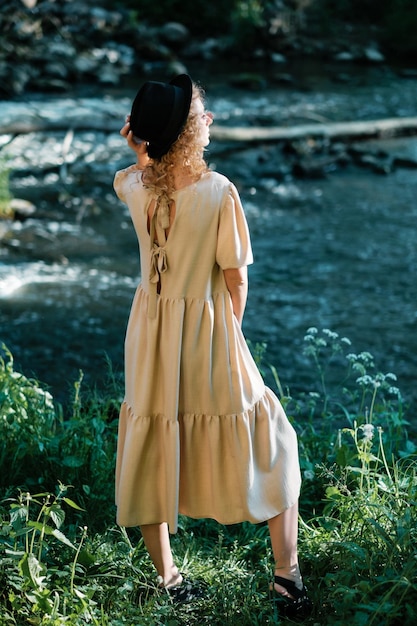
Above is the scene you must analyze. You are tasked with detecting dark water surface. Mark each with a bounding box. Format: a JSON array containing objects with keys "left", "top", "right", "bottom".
[{"left": 1, "top": 62, "right": 416, "bottom": 419}]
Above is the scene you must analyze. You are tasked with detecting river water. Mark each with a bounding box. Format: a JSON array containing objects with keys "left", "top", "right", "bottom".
[{"left": 1, "top": 61, "right": 416, "bottom": 421}]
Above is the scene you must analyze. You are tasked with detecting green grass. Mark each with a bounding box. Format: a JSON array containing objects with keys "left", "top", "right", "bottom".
[
  {"left": 0, "top": 157, "right": 13, "bottom": 219},
  {"left": 1, "top": 329, "right": 416, "bottom": 625}
]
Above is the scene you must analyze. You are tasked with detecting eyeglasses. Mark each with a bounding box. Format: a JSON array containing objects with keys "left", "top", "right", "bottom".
[{"left": 201, "top": 111, "right": 214, "bottom": 123}]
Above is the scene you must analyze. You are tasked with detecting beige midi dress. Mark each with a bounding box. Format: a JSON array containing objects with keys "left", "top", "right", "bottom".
[{"left": 114, "top": 166, "right": 301, "bottom": 533}]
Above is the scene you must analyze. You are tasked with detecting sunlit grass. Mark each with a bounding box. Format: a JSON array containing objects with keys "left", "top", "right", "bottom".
[{"left": 1, "top": 330, "right": 416, "bottom": 624}]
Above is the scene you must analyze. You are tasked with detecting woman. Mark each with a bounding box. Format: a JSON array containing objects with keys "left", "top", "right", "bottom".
[{"left": 114, "top": 74, "right": 311, "bottom": 619}]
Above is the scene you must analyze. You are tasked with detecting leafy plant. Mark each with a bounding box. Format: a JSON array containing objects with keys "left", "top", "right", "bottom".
[
  {"left": 0, "top": 346, "right": 120, "bottom": 531},
  {"left": 0, "top": 484, "right": 96, "bottom": 624},
  {"left": 300, "top": 424, "right": 417, "bottom": 625},
  {"left": 0, "top": 344, "right": 57, "bottom": 483},
  {"left": 287, "top": 327, "right": 411, "bottom": 452}
]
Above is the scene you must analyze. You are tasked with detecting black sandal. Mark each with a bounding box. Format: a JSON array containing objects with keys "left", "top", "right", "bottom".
[
  {"left": 158, "top": 575, "right": 204, "bottom": 604},
  {"left": 272, "top": 575, "right": 312, "bottom": 621}
]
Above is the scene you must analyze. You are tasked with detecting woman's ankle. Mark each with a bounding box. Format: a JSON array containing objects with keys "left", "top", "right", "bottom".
[
  {"left": 274, "top": 563, "right": 302, "bottom": 590},
  {"left": 157, "top": 568, "right": 183, "bottom": 588}
]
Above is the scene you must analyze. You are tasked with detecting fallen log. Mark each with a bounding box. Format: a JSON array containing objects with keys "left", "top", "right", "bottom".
[
  {"left": 210, "top": 116, "right": 417, "bottom": 143},
  {"left": 2, "top": 116, "right": 417, "bottom": 144},
  {"left": 0, "top": 119, "right": 122, "bottom": 135}
]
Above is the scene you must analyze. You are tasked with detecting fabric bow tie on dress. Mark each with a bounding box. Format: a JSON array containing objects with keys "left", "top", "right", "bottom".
[
  {"left": 148, "top": 243, "right": 168, "bottom": 319},
  {"left": 148, "top": 195, "right": 170, "bottom": 319},
  {"left": 150, "top": 243, "right": 168, "bottom": 285},
  {"left": 155, "top": 195, "right": 170, "bottom": 230}
]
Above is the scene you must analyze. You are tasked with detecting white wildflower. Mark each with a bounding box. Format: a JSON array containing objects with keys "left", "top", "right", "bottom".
[
  {"left": 303, "top": 334, "right": 315, "bottom": 343},
  {"left": 356, "top": 375, "right": 374, "bottom": 387},
  {"left": 361, "top": 423, "right": 375, "bottom": 442},
  {"left": 357, "top": 351, "right": 374, "bottom": 364},
  {"left": 323, "top": 329, "right": 338, "bottom": 340}
]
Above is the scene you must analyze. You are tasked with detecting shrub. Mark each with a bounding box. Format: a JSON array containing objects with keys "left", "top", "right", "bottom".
[
  {"left": 0, "top": 346, "right": 121, "bottom": 531},
  {"left": 0, "top": 345, "right": 57, "bottom": 485}
]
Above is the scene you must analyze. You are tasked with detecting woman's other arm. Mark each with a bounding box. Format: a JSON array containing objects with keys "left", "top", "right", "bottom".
[{"left": 223, "top": 266, "right": 248, "bottom": 326}]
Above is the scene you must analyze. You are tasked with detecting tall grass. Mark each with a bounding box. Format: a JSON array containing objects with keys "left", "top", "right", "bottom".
[
  {"left": 0, "top": 330, "right": 416, "bottom": 624},
  {"left": 0, "top": 157, "right": 13, "bottom": 218}
]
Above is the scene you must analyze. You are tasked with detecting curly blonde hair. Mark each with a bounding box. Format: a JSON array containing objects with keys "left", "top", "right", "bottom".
[{"left": 141, "top": 83, "right": 209, "bottom": 199}]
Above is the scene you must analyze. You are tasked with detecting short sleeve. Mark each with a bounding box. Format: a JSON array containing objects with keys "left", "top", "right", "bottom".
[
  {"left": 216, "top": 183, "right": 254, "bottom": 269},
  {"left": 113, "top": 169, "right": 127, "bottom": 203},
  {"left": 113, "top": 165, "right": 143, "bottom": 203}
]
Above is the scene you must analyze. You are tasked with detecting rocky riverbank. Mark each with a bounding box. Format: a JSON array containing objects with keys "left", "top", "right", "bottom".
[{"left": 1, "top": 0, "right": 391, "bottom": 99}]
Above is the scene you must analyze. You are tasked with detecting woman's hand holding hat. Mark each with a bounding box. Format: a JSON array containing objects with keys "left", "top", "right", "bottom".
[{"left": 120, "top": 115, "right": 149, "bottom": 169}]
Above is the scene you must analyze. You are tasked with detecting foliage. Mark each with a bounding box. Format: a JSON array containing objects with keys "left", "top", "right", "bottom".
[
  {"left": 0, "top": 346, "right": 121, "bottom": 530},
  {"left": 0, "top": 157, "right": 13, "bottom": 218},
  {"left": 230, "top": 1, "right": 265, "bottom": 49},
  {"left": 318, "top": 0, "right": 386, "bottom": 22},
  {"left": 380, "top": 0, "right": 417, "bottom": 57},
  {"left": 118, "top": 0, "right": 417, "bottom": 59},
  {"left": 109, "top": 0, "right": 290, "bottom": 47},
  {"left": 316, "top": 0, "right": 417, "bottom": 59},
  {"left": 0, "top": 344, "right": 56, "bottom": 472},
  {"left": 0, "top": 330, "right": 416, "bottom": 624},
  {"left": 114, "top": 0, "right": 240, "bottom": 34},
  {"left": 0, "top": 484, "right": 93, "bottom": 624}
]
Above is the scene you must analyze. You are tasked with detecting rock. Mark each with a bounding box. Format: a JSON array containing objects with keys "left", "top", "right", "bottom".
[
  {"left": 332, "top": 73, "right": 352, "bottom": 84},
  {"left": 355, "top": 152, "right": 393, "bottom": 174},
  {"left": 271, "top": 72, "right": 295, "bottom": 86},
  {"left": 270, "top": 52, "right": 287, "bottom": 64},
  {"left": 97, "top": 65, "right": 121, "bottom": 86},
  {"left": 10, "top": 198, "right": 36, "bottom": 221},
  {"left": 142, "top": 60, "right": 189, "bottom": 81},
  {"left": 182, "top": 37, "right": 225, "bottom": 61},
  {"left": 165, "top": 60, "right": 189, "bottom": 77},
  {"left": 158, "top": 22, "right": 189, "bottom": 47},
  {"left": 74, "top": 53, "right": 100, "bottom": 75},
  {"left": 398, "top": 68, "right": 417, "bottom": 79},
  {"left": 34, "top": 78, "right": 70, "bottom": 92},
  {"left": 10, "top": 64, "right": 34, "bottom": 95},
  {"left": 363, "top": 46, "right": 385, "bottom": 63},
  {"left": 74, "top": 43, "right": 134, "bottom": 81},
  {"left": 47, "top": 40, "right": 77, "bottom": 59},
  {"left": 44, "top": 62, "right": 69, "bottom": 80},
  {"left": 293, "top": 157, "right": 330, "bottom": 179},
  {"left": 392, "top": 155, "right": 417, "bottom": 169},
  {"left": 136, "top": 39, "right": 173, "bottom": 61},
  {"left": 334, "top": 51, "right": 357, "bottom": 62}
]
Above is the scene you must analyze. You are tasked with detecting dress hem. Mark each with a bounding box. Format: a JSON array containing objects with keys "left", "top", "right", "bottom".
[{"left": 116, "top": 497, "right": 300, "bottom": 534}]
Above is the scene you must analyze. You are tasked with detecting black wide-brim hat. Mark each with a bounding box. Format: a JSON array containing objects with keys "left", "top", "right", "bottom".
[{"left": 129, "top": 74, "right": 193, "bottom": 159}]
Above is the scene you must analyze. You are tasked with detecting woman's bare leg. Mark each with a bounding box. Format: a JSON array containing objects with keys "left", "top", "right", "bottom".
[
  {"left": 140, "top": 522, "right": 182, "bottom": 587},
  {"left": 268, "top": 502, "right": 302, "bottom": 597}
]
